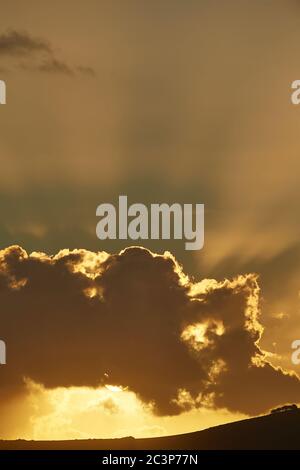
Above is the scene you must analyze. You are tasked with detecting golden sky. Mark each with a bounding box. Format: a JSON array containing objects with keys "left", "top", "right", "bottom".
[{"left": 0, "top": 0, "right": 300, "bottom": 440}]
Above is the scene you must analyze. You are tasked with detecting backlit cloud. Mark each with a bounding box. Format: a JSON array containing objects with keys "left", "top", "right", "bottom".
[{"left": 0, "top": 245, "right": 299, "bottom": 434}]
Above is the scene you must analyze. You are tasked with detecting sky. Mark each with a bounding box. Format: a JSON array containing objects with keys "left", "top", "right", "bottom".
[{"left": 0, "top": 0, "right": 300, "bottom": 440}]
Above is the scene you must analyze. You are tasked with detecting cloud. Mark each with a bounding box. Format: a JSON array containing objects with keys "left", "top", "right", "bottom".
[
  {"left": 76, "top": 65, "right": 96, "bottom": 77},
  {"left": 0, "top": 30, "right": 94, "bottom": 76},
  {"left": 0, "top": 245, "right": 299, "bottom": 424},
  {"left": 0, "top": 30, "right": 51, "bottom": 56},
  {"left": 37, "top": 58, "right": 74, "bottom": 76}
]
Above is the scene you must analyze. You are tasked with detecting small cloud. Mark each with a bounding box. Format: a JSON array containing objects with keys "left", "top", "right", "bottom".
[
  {"left": 38, "top": 58, "right": 74, "bottom": 76},
  {"left": 0, "top": 30, "right": 51, "bottom": 57},
  {"left": 76, "top": 65, "right": 96, "bottom": 77},
  {"left": 0, "top": 30, "right": 94, "bottom": 77},
  {"left": 5, "top": 223, "right": 47, "bottom": 239},
  {"left": 271, "top": 312, "right": 290, "bottom": 320}
]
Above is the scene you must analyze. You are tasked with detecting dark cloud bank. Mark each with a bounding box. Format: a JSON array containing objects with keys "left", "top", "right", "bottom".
[{"left": 0, "top": 245, "right": 299, "bottom": 421}]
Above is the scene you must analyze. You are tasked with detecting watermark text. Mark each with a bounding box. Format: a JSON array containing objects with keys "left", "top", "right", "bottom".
[
  {"left": 0, "top": 80, "right": 6, "bottom": 104},
  {"left": 96, "top": 196, "right": 204, "bottom": 251}
]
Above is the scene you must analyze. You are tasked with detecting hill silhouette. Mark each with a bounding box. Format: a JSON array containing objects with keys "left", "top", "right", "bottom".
[{"left": 1, "top": 409, "right": 300, "bottom": 450}]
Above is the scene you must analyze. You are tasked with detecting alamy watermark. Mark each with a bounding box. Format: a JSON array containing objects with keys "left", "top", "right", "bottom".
[
  {"left": 291, "top": 80, "right": 300, "bottom": 105},
  {"left": 0, "top": 340, "right": 6, "bottom": 365},
  {"left": 0, "top": 80, "right": 6, "bottom": 104},
  {"left": 96, "top": 196, "right": 204, "bottom": 250},
  {"left": 291, "top": 340, "right": 300, "bottom": 365}
]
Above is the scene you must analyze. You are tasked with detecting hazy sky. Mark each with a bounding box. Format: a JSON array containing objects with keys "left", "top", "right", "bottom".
[{"left": 0, "top": 0, "right": 300, "bottom": 439}]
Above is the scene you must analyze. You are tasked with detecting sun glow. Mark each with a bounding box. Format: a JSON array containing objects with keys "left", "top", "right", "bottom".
[
  {"left": 181, "top": 321, "right": 225, "bottom": 351},
  {"left": 0, "top": 380, "right": 246, "bottom": 441},
  {"left": 105, "top": 384, "right": 124, "bottom": 393}
]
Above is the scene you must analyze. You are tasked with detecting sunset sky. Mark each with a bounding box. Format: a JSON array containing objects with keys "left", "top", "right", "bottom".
[{"left": 0, "top": 0, "right": 300, "bottom": 440}]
